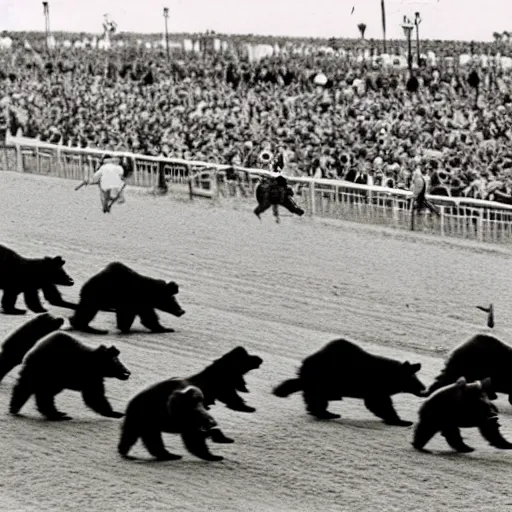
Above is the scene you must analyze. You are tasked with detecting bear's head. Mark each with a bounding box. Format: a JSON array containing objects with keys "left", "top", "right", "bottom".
[
  {"left": 398, "top": 361, "right": 427, "bottom": 397},
  {"left": 455, "top": 376, "right": 496, "bottom": 402},
  {"left": 34, "top": 312, "right": 65, "bottom": 334},
  {"left": 167, "top": 385, "right": 217, "bottom": 433},
  {"left": 451, "top": 376, "right": 499, "bottom": 422},
  {"left": 155, "top": 281, "right": 185, "bottom": 317},
  {"left": 202, "top": 346, "right": 263, "bottom": 412},
  {"left": 44, "top": 256, "right": 74, "bottom": 286},
  {"left": 95, "top": 345, "right": 131, "bottom": 381}
]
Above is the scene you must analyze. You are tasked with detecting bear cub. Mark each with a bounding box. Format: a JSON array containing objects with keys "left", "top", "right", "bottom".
[
  {"left": 413, "top": 377, "right": 512, "bottom": 453},
  {"left": 119, "top": 381, "right": 227, "bottom": 461}
]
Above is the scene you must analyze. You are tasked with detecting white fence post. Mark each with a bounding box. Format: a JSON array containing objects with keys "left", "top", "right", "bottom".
[
  {"left": 15, "top": 142, "right": 22, "bottom": 173},
  {"left": 477, "top": 209, "right": 483, "bottom": 242},
  {"left": 310, "top": 181, "right": 316, "bottom": 215}
]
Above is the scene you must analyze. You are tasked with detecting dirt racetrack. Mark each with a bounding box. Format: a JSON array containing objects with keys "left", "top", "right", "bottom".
[{"left": 2, "top": 170, "right": 512, "bottom": 512}]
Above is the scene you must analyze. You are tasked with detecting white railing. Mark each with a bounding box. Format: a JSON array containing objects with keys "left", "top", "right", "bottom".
[{"left": 4, "top": 135, "right": 512, "bottom": 243}]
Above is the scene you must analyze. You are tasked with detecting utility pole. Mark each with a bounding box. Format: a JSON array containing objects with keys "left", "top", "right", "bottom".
[
  {"left": 42, "top": 2, "right": 50, "bottom": 52},
  {"left": 402, "top": 16, "right": 414, "bottom": 74},
  {"left": 381, "top": 0, "right": 387, "bottom": 53},
  {"left": 414, "top": 12, "right": 422, "bottom": 66},
  {"left": 163, "top": 7, "right": 170, "bottom": 60}
]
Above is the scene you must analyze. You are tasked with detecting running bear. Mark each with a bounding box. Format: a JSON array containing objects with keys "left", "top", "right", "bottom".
[
  {"left": 118, "top": 381, "right": 228, "bottom": 462},
  {"left": 118, "top": 346, "right": 263, "bottom": 461},
  {"left": 254, "top": 176, "right": 304, "bottom": 223},
  {"left": 273, "top": 338, "right": 426, "bottom": 425},
  {"left": 0, "top": 244, "right": 75, "bottom": 315},
  {"left": 413, "top": 377, "right": 512, "bottom": 453},
  {"left": 9, "top": 332, "right": 131, "bottom": 420},
  {"left": 70, "top": 262, "right": 185, "bottom": 334},
  {"left": 427, "top": 334, "right": 512, "bottom": 404},
  {"left": 0, "top": 313, "right": 64, "bottom": 383}
]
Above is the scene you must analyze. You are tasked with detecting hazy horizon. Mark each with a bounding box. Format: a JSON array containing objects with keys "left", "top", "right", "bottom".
[{"left": 2, "top": 0, "right": 511, "bottom": 43}]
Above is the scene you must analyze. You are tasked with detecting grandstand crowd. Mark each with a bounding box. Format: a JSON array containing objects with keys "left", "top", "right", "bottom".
[{"left": 2, "top": 34, "right": 512, "bottom": 203}]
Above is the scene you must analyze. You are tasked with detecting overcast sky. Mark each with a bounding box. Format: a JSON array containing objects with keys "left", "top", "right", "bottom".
[{"left": 1, "top": 0, "right": 510, "bottom": 42}]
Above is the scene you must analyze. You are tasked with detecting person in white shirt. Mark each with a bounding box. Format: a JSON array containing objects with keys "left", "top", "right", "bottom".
[{"left": 88, "top": 155, "right": 126, "bottom": 213}]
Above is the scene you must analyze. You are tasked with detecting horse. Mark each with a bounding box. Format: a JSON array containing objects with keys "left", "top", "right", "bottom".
[{"left": 254, "top": 176, "right": 305, "bottom": 223}]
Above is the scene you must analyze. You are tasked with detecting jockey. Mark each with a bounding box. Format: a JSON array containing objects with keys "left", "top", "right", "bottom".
[{"left": 88, "top": 154, "right": 126, "bottom": 213}]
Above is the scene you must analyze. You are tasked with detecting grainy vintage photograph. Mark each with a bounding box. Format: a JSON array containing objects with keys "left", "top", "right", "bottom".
[{"left": 1, "top": 0, "right": 512, "bottom": 510}]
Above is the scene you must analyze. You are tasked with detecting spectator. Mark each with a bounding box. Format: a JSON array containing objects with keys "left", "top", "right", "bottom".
[{"left": 1, "top": 34, "right": 512, "bottom": 205}]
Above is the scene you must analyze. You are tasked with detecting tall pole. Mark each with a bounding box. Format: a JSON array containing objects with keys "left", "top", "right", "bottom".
[
  {"left": 380, "top": 0, "right": 387, "bottom": 54},
  {"left": 42, "top": 2, "right": 50, "bottom": 52},
  {"left": 414, "top": 12, "right": 422, "bottom": 66},
  {"left": 163, "top": 7, "right": 170, "bottom": 60},
  {"left": 402, "top": 17, "right": 414, "bottom": 75},
  {"left": 408, "top": 31, "right": 413, "bottom": 72}
]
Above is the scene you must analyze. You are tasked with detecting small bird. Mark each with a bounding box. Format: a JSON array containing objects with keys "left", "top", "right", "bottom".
[{"left": 476, "top": 304, "right": 494, "bottom": 329}]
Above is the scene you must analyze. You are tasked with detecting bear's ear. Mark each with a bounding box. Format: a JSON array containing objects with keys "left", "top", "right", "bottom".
[
  {"left": 456, "top": 376, "right": 467, "bottom": 387},
  {"left": 176, "top": 386, "right": 203, "bottom": 402},
  {"left": 232, "top": 346, "right": 249, "bottom": 358},
  {"left": 52, "top": 256, "right": 66, "bottom": 267},
  {"left": 107, "top": 346, "right": 120, "bottom": 357},
  {"left": 166, "top": 281, "right": 179, "bottom": 294}
]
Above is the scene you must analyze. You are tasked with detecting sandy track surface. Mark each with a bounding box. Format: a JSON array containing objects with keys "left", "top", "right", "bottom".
[{"left": 1, "top": 171, "right": 512, "bottom": 512}]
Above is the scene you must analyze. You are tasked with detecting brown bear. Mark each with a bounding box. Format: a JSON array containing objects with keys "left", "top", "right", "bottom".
[
  {"left": 9, "top": 332, "right": 131, "bottom": 421},
  {"left": 119, "top": 381, "right": 227, "bottom": 461},
  {"left": 273, "top": 338, "right": 426, "bottom": 425},
  {"left": 0, "top": 313, "right": 64, "bottom": 383},
  {"left": 0, "top": 244, "right": 75, "bottom": 315},
  {"left": 427, "top": 334, "right": 512, "bottom": 404},
  {"left": 69, "top": 262, "right": 185, "bottom": 335},
  {"left": 118, "top": 346, "right": 262, "bottom": 461},
  {"left": 413, "top": 377, "right": 512, "bottom": 453}
]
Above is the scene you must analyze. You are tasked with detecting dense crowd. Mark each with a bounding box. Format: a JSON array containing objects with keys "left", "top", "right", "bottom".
[{"left": 2, "top": 36, "right": 512, "bottom": 202}]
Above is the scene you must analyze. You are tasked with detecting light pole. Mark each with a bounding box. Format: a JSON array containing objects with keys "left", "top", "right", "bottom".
[
  {"left": 163, "top": 7, "right": 170, "bottom": 59},
  {"left": 42, "top": 2, "right": 50, "bottom": 52},
  {"left": 402, "top": 16, "right": 414, "bottom": 74},
  {"left": 381, "top": 0, "right": 387, "bottom": 54},
  {"left": 414, "top": 12, "right": 422, "bottom": 67}
]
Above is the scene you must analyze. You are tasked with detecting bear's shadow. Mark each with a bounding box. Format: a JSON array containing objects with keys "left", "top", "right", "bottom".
[
  {"left": 114, "top": 328, "right": 174, "bottom": 335},
  {"left": 306, "top": 416, "right": 395, "bottom": 431},
  {"left": 412, "top": 447, "right": 512, "bottom": 467},
  {"left": 61, "top": 325, "right": 174, "bottom": 336},
  {"left": 10, "top": 414, "right": 121, "bottom": 426}
]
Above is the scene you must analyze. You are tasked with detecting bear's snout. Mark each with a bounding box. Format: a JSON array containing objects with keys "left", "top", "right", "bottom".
[
  {"left": 118, "top": 369, "right": 131, "bottom": 380},
  {"left": 251, "top": 356, "right": 263, "bottom": 368},
  {"left": 176, "top": 309, "right": 185, "bottom": 317}
]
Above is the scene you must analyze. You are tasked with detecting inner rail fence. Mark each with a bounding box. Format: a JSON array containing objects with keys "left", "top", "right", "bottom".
[{"left": 3, "top": 135, "right": 512, "bottom": 244}]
